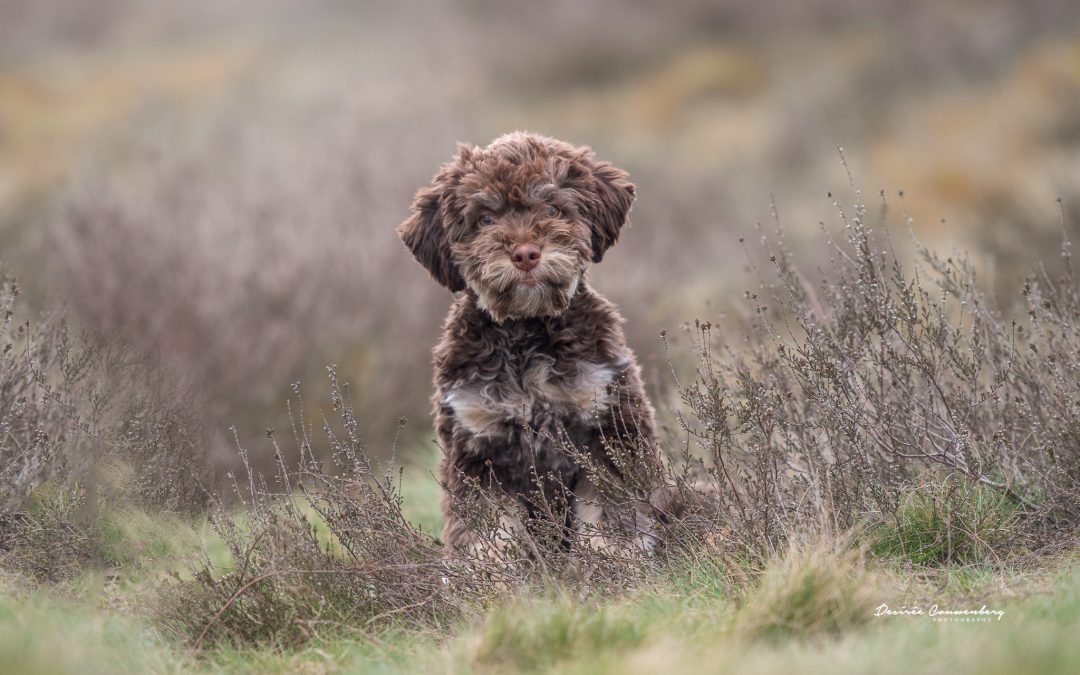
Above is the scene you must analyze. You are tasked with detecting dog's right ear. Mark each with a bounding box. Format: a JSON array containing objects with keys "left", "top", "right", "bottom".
[{"left": 396, "top": 152, "right": 470, "bottom": 292}]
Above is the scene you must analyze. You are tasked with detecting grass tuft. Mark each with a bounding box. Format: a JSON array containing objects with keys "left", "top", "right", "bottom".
[
  {"left": 870, "top": 476, "right": 1020, "bottom": 566},
  {"left": 467, "top": 595, "right": 645, "bottom": 673},
  {"left": 735, "top": 536, "right": 879, "bottom": 642}
]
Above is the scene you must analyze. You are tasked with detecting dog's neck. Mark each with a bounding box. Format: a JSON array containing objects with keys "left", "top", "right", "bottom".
[
  {"left": 464, "top": 273, "right": 593, "bottom": 326},
  {"left": 463, "top": 278, "right": 593, "bottom": 328}
]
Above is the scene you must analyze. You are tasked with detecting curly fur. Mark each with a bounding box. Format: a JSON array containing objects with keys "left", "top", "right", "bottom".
[{"left": 398, "top": 132, "right": 659, "bottom": 556}]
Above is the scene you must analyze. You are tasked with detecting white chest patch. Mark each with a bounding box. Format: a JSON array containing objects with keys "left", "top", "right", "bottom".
[{"left": 443, "top": 360, "right": 623, "bottom": 437}]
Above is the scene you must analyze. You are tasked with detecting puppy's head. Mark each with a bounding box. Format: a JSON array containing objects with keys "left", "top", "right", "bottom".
[{"left": 397, "top": 132, "right": 635, "bottom": 322}]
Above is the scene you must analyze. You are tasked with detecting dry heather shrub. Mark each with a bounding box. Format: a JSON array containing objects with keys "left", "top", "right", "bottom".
[
  {"left": 1, "top": 264, "right": 213, "bottom": 583},
  {"left": 106, "top": 355, "right": 217, "bottom": 513},
  {"left": 0, "top": 269, "right": 104, "bottom": 513},
  {"left": 0, "top": 270, "right": 108, "bottom": 581},
  {"left": 662, "top": 184, "right": 1080, "bottom": 556},
  {"left": 160, "top": 367, "right": 495, "bottom": 650},
  {"left": 0, "top": 487, "right": 101, "bottom": 583}
]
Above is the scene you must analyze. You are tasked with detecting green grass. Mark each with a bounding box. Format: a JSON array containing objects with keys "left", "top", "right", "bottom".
[
  {"left": 462, "top": 595, "right": 647, "bottom": 673},
  {"left": 5, "top": 556, "right": 1078, "bottom": 675},
  {"left": 870, "top": 477, "right": 1021, "bottom": 567},
  {"left": 0, "top": 588, "right": 183, "bottom": 675},
  {"left": 1, "top": 473, "right": 1077, "bottom": 675}
]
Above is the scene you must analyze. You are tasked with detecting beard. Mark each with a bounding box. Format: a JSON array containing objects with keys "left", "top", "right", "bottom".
[{"left": 463, "top": 248, "right": 583, "bottom": 322}]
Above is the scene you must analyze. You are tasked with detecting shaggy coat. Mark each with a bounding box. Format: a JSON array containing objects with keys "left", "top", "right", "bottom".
[{"left": 398, "top": 132, "right": 660, "bottom": 556}]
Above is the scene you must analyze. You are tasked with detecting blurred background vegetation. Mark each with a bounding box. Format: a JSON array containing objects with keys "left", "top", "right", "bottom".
[{"left": 2, "top": 0, "right": 1079, "bottom": 470}]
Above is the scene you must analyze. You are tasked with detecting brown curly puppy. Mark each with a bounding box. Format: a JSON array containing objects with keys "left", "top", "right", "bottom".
[{"left": 397, "top": 132, "right": 660, "bottom": 557}]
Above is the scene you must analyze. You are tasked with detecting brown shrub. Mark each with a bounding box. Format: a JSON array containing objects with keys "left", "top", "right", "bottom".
[
  {"left": 1, "top": 264, "right": 213, "bottom": 583},
  {"left": 159, "top": 367, "right": 494, "bottom": 650}
]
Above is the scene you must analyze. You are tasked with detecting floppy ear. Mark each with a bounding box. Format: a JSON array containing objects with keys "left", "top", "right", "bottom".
[
  {"left": 396, "top": 165, "right": 467, "bottom": 292},
  {"left": 575, "top": 156, "right": 636, "bottom": 262}
]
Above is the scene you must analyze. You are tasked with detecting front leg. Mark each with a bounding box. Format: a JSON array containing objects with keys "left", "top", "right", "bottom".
[
  {"left": 572, "top": 365, "right": 663, "bottom": 553},
  {"left": 436, "top": 406, "right": 527, "bottom": 562},
  {"left": 573, "top": 472, "right": 658, "bottom": 553},
  {"left": 440, "top": 463, "right": 528, "bottom": 562}
]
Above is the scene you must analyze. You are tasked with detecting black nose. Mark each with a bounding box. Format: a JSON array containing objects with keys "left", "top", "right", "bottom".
[{"left": 511, "top": 244, "right": 541, "bottom": 271}]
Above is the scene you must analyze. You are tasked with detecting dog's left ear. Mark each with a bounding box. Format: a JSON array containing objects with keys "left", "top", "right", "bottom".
[{"left": 573, "top": 154, "right": 636, "bottom": 262}]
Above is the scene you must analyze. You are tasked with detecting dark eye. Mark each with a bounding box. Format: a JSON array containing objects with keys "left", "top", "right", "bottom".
[
  {"left": 547, "top": 205, "right": 559, "bottom": 217},
  {"left": 480, "top": 214, "right": 494, "bottom": 226}
]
